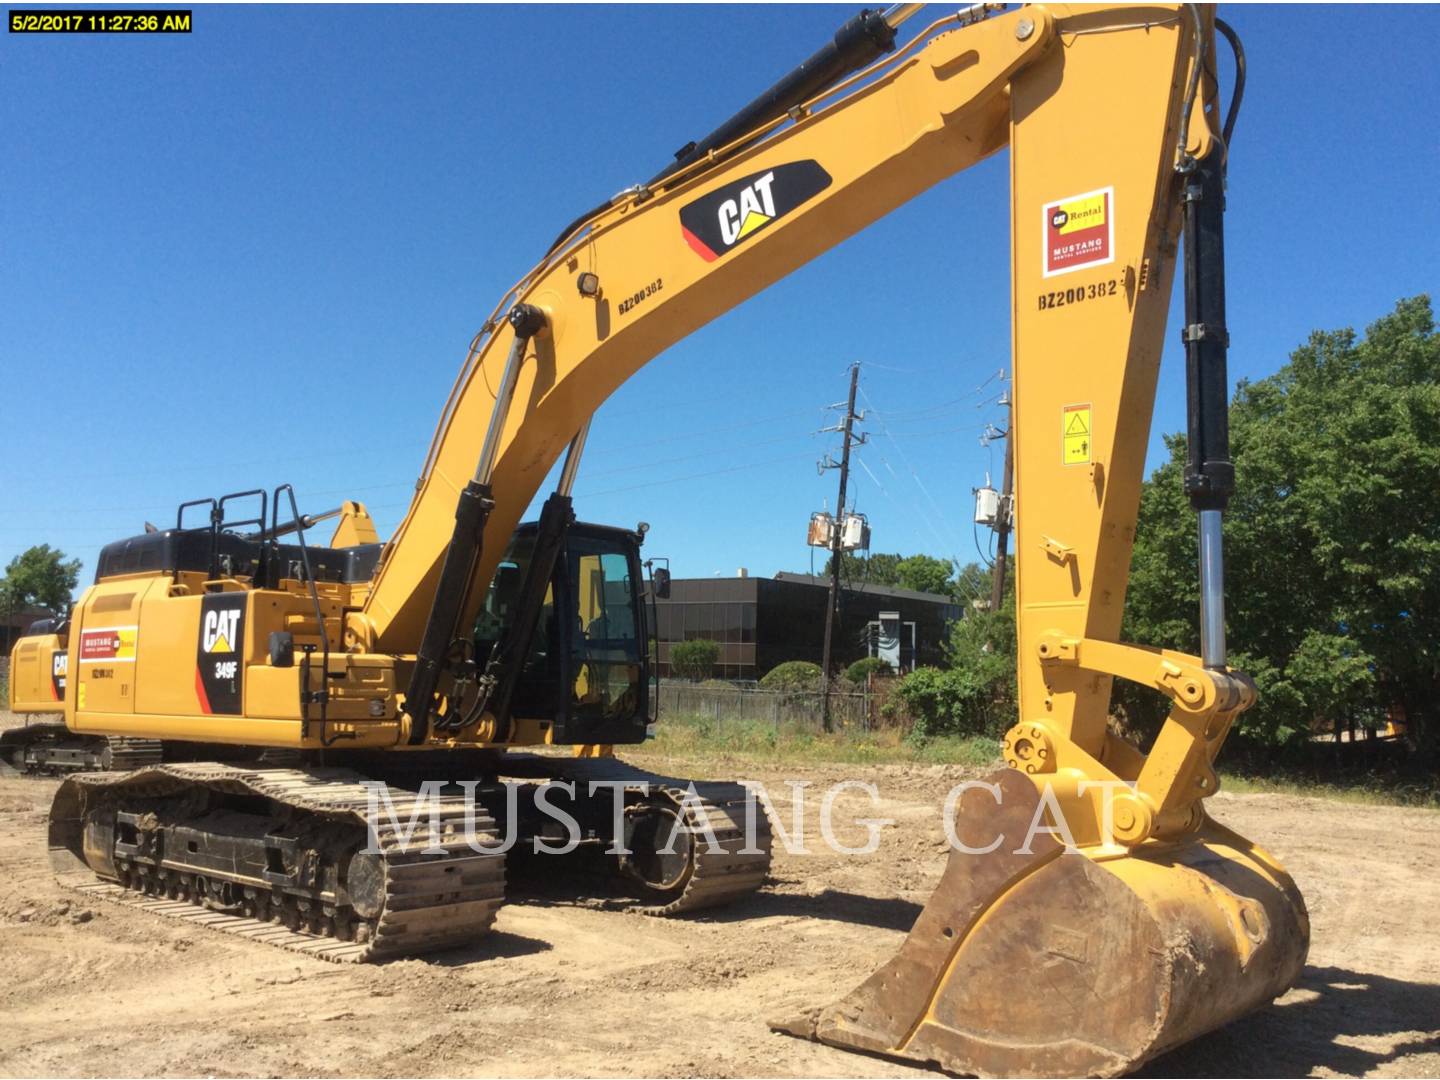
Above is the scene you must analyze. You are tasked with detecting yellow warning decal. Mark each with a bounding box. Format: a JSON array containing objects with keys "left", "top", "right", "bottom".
[{"left": 1063, "top": 404, "right": 1091, "bottom": 465}]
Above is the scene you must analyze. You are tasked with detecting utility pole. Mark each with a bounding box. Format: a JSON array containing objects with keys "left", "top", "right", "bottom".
[
  {"left": 990, "top": 390, "right": 1014, "bottom": 612},
  {"left": 820, "top": 362, "right": 862, "bottom": 732}
]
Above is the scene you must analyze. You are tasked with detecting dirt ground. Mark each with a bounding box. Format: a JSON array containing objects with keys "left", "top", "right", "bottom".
[{"left": 1, "top": 719, "right": 1437, "bottom": 1079}]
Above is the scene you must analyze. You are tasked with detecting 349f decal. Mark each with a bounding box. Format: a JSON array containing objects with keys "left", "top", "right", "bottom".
[
  {"left": 680, "top": 161, "right": 832, "bottom": 262},
  {"left": 196, "top": 593, "right": 246, "bottom": 714}
]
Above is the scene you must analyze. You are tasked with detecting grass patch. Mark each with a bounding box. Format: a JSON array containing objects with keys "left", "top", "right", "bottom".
[
  {"left": 1218, "top": 770, "right": 1440, "bottom": 808},
  {"left": 634, "top": 714, "right": 1437, "bottom": 807},
  {"left": 630, "top": 712, "right": 1001, "bottom": 768}
]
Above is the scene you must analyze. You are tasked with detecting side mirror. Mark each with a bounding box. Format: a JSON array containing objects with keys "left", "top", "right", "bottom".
[
  {"left": 652, "top": 567, "right": 671, "bottom": 600},
  {"left": 269, "top": 631, "right": 295, "bottom": 668}
]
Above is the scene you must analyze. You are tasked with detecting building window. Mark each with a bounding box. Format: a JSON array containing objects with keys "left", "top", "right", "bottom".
[{"left": 724, "top": 602, "right": 742, "bottom": 643}]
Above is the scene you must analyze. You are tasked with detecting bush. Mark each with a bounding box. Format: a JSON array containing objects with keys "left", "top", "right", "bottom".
[
  {"left": 759, "top": 660, "right": 822, "bottom": 691},
  {"left": 892, "top": 665, "right": 1008, "bottom": 741},
  {"left": 669, "top": 639, "right": 719, "bottom": 682},
  {"left": 844, "top": 657, "right": 892, "bottom": 685}
]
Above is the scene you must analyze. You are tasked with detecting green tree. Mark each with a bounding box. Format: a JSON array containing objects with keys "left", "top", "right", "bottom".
[
  {"left": 1124, "top": 296, "right": 1439, "bottom": 760},
  {"left": 825, "top": 551, "right": 902, "bottom": 586},
  {"left": 823, "top": 551, "right": 964, "bottom": 599},
  {"left": 1, "top": 544, "right": 81, "bottom": 616},
  {"left": 895, "top": 554, "right": 954, "bottom": 596},
  {"left": 669, "top": 639, "right": 719, "bottom": 682},
  {"left": 947, "top": 579, "right": 1016, "bottom": 706},
  {"left": 952, "top": 561, "right": 991, "bottom": 608},
  {"left": 892, "top": 567, "right": 1017, "bottom": 740}
]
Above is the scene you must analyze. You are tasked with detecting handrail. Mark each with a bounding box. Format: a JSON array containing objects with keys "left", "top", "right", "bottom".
[{"left": 271, "top": 484, "right": 332, "bottom": 742}]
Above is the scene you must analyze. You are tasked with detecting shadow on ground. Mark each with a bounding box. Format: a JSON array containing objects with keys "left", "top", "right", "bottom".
[
  {"left": 1142, "top": 965, "right": 1440, "bottom": 1077},
  {"left": 698, "top": 886, "right": 922, "bottom": 931},
  {"left": 421, "top": 930, "right": 553, "bottom": 967},
  {"left": 506, "top": 865, "right": 923, "bottom": 934}
]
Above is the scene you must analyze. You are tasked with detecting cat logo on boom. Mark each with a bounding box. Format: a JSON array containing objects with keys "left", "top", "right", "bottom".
[
  {"left": 679, "top": 160, "right": 832, "bottom": 262},
  {"left": 719, "top": 171, "right": 777, "bottom": 245}
]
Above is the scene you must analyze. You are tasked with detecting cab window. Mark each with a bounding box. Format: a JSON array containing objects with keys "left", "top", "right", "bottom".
[{"left": 567, "top": 542, "right": 641, "bottom": 723}]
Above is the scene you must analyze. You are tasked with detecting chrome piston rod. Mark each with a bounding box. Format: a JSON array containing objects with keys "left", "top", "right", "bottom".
[
  {"left": 556, "top": 419, "right": 591, "bottom": 497},
  {"left": 1198, "top": 509, "right": 1226, "bottom": 668},
  {"left": 473, "top": 305, "right": 544, "bottom": 486}
]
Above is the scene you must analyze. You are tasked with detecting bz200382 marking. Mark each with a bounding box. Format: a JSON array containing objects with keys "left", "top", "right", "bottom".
[
  {"left": 1037, "top": 277, "right": 1119, "bottom": 311},
  {"left": 619, "top": 277, "right": 663, "bottom": 316}
]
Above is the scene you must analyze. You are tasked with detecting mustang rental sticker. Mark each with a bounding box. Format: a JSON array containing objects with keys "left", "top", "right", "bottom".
[
  {"left": 79, "top": 626, "right": 138, "bottom": 662},
  {"left": 1043, "top": 187, "right": 1114, "bottom": 277}
]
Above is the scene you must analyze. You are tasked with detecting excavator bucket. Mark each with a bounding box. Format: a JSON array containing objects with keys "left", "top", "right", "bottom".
[{"left": 776, "top": 769, "right": 1309, "bottom": 1078}]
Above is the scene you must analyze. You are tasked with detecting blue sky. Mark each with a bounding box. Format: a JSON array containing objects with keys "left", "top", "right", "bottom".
[{"left": 2, "top": 4, "right": 1436, "bottom": 598}]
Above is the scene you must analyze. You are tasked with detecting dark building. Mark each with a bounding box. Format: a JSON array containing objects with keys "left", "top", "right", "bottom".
[
  {"left": 0, "top": 605, "right": 52, "bottom": 655},
  {"left": 654, "top": 572, "right": 960, "bottom": 681}
]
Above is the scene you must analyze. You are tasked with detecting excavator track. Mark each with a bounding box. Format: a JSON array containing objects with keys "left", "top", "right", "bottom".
[
  {"left": 49, "top": 763, "right": 506, "bottom": 962},
  {"left": 506, "top": 754, "right": 773, "bottom": 915},
  {"left": 1, "top": 723, "right": 162, "bottom": 776},
  {"left": 47, "top": 755, "right": 767, "bottom": 962}
]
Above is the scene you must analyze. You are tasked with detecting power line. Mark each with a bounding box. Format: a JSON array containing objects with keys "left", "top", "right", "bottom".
[
  {"left": 2, "top": 414, "right": 827, "bottom": 524},
  {"left": 861, "top": 372, "right": 1005, "bottom": 423},
  {"left": 576, "top": 449, "right": 818, "bottom": 499},
  {"left": 2, "top": 437, "right": 430, "bottom": 490},
  {"left": 582, "top": 428, "right": 816, "bottom": 480},
  {"left": 860, "top": 385, "right": 967, "bottom": 560},
  {"left": 854, "top": 383, "right": 1004, "bottom": 614}
]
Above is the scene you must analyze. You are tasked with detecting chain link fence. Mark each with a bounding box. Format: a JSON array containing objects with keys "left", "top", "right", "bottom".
[{"left": 656, "top": 681, "right": 882, "bottom": 731}]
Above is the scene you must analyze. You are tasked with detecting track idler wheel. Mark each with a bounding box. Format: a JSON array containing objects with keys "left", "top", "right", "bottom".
[
  {"left": 775, "top": 768, "right": 1309, "bottom": 1078},
  {"left": 617, "top": 797, "right": 695, "bottom": 902}
]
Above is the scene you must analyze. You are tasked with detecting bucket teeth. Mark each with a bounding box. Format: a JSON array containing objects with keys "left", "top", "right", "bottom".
[{"left": 775, "top": 767, "right": 1309, "bottom": 1078}]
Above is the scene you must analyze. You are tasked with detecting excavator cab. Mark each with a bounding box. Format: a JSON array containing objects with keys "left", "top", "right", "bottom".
[{"left": 474, "top": 519, "right": 651, "bottom": 745}]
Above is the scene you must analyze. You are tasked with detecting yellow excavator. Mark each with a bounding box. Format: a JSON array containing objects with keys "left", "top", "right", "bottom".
[
  {"left": 41, "top": 3, "right": 1306, "bottom": 1075},
  {"left": 5, "top": 618, "right": 165, "bottom": 773}
]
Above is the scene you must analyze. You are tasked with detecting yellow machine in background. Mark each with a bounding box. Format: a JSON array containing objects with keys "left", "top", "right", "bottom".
[
  {"left": 8, "top": 618, "right": 66, "bottom": 712},
  {"left": 4, "top": 618, "right": 163, "bottom": 773},
  {"left": 43, "top": 4, "right": 1305, "bottom": 1075}
]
